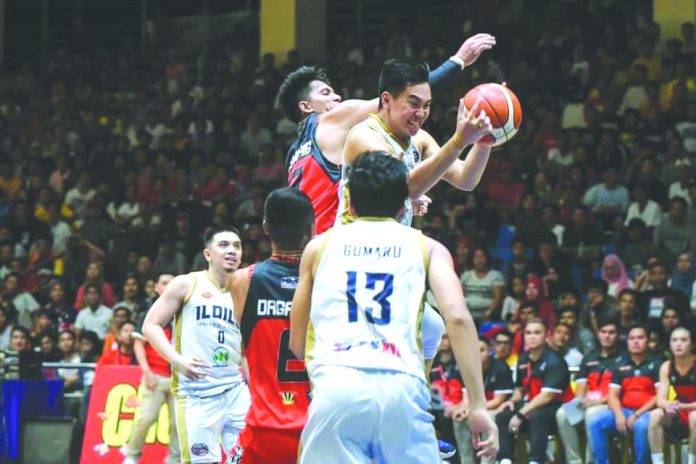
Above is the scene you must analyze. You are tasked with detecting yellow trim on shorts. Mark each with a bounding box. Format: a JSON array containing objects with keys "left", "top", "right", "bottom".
[{"left": 175, "top": 395, "right": 190, "bottom": 462}]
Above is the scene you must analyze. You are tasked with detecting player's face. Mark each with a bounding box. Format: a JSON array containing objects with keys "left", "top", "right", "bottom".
[
  {"left": 627, "top": 328, "right": 649, "bottom": 354},
  {"left": 597, "top": 325, "right": 618, "bottom": 349},
  {"left": 524, "top": 322, "right": 546, "bottom": 350},
  {"left": 385, "top": 83, "right": 431, "bottom": 137},
  {"left": 670, "top": 330, "right": 692, "bottom": 357},
  {"left": 305, "top": 80, "right": 342, "bottom": 113},
  {"left": 205, "top": 231, "right": 242, "bottom": 273}
]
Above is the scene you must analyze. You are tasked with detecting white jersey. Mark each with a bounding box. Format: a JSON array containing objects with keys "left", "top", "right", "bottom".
[
  {"left": 337, "top": 114, "right": 421, "bottom": 227},
  {"left": 172, "top": 271, "right": 244, "bottom": 397},
  {"left": 307, "top": 219, "right": 428, "bottom": 381}
]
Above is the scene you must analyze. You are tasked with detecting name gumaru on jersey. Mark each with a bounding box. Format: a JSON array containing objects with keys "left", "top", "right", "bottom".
[
  {"left": 195, "top": 305, "right": 239, "bottom": 327},
  {"left": 343, "top": 245, "right": 402, "bottom": 258}
]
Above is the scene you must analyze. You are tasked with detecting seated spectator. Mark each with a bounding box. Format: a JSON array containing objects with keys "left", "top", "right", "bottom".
[
  {"left": 57, "top": 330, "right": 83, "bottom": 392},
  {"left": 501, "top": 276, "right": 526, "bottom": 322},
  {"left": 654, "top": 197, "right": 693, "bottom": 261},
  {"left": 583, "top": 168, "right": 629, "bottom": 230},
  {"left": 3, "top": 272, "right": 40, "bottom": 329},
  {"left": 492, "top": 329, "right": 516, "bottom": 368},
  {"left": 558, "top": 305, "right": 596, "bottom": 355},
  {"left": 451, "top": 337, "right": 514, "bottom": 463},
  {"left": 557, "top": 317, "right": 624, "bottom": 464},
  {"left": 37, "top": 332, "right": 60, "bottom": 361},
  {"left": 525, "top": 274, "right": 556, "bottom": 328},
  {"left": 30, "top": 309, "right": 55, "bottom": 345},
  {"left": 459, "top": 247, "right": 505, "bottom": 323},
  {"left": 102, "top": 306, "right": 131, "bottom": 354},
  {"left": 621, "top": 219, "right": 667, "bottom": 273},
  {"left": 152, "top": 236, "right": 188, "bottom": 277},
  {"left": 579, "top": 278, "right": 619, "bottom": 334},
  {"left": 98, "top": 320, "right": 137, "bottom": 366},
  {"left": 509, "top": 300, "right": 539, "bottom": 356},
  {"left": 9, "top": 326, "right": 31, "bottom": 352},
  {"left": 78, "top": 330, "right": 101, "bottom": 364},
  {"left": 507, "top": 238, "right": 533, "bottom": 284},
  {"left": 562, "top": 205, "right": 603, "bottom": 274},
  {"left": 648, "top": 327, "right": 696, "bottom": 464},
  {"left": 64, "top": 172, "right": 97, "bottom": 219},
  {"left": 588, "top": 323, "right": 660, "bottom": 464},
  {"left": 669, "top": 252, "right": 696, "bottom": 301},
  {"left": 548, "top": 322, "right": 584, "bottom": 368},
  {"left": 617, "top": 289, "right": 641, "bottom": 346},
  {"left": 43, "top": 280, "right": 77, "bottom": 332},
  {"left": 74, "top": 283, "right": 113, "bottom": 339},
  {"left": 0, "top": 305, "right": 12, "bottom": 350},
  {"left": 496, "top": 317, "right": 570, "bottom": 464},
  {"left": 429, "top": 332, "right": 461, "bottom": 448},
  {"left": 486, "top": 161, "right": 524, "bottom": 213},
  {"left": 639, "top": 260, "right": 689, "bottom": 321},
  {"left": 601, "top": 254, "right": 634, "bottom": 298},
  {"left": 74, "top": 260, "right": 116, "bottom": 309},
  {"left": 658, "top": 302, "right": 682, "bottom": 342},
  {"left": 668, "top": 159, "right": 693, "bottom": 204},
  {"left": 625, "top": 183, "right": 662, "bottom": 230},
  {"left": 114, "top": 274, "right": 146, "bottom": 318}
]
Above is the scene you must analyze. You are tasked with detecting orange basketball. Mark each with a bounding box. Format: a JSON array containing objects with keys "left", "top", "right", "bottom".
[{"left": 463, "top": 83, "right": 522, "bottom": 147}]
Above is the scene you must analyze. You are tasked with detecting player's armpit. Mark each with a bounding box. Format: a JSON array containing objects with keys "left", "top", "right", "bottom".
[{"left": 289, "top": 237, "right": 320, "bottom": 359}]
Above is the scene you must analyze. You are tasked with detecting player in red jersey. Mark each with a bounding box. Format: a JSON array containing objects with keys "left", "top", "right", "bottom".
[
  {"left": 649, "top": 327, "right": 696, "bottom": 464},
  {"left": 229, "top": 187, "right": 315, "bottom": 464},
  {"left": 279, "top": 33, "right": 496, "bottom": 233}
]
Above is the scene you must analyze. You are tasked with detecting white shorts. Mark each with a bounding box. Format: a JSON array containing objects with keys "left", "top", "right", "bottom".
[
  {"left": 300, "top": 365, "right": 439, "bottom": 464},
  {"left": 175, "top": 382, "right": 251, "bottom": 463},
  {"left": 422, "top": 303, "right": 444, "bottom": 361}
]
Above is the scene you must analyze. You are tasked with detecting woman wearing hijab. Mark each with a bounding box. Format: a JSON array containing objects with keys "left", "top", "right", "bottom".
[
  {"left": 523, "top": 275, "right": 557, "bottom": 329},
  {"left": 601, "top": 254, "right": 633, "bottom": 298}
]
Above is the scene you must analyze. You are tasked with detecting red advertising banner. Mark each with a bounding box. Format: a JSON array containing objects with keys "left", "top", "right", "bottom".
[{"left": 81, "top": 365, "right": 170, "bottom": 464}]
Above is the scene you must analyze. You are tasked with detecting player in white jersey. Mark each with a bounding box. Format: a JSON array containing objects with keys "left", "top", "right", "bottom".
[
  {"left": 290, "top": 152, "right": 498, "bottom": 463},
  {"left": 337, "top": 58, "right": 494, "bottom": 226},
  {"left": 143, "top": 226, "right": 250, "bottom": 464}
]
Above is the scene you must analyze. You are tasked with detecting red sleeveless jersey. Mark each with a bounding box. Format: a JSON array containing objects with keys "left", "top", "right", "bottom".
[
  {"left": 240, "top": 259, "right": 310, "bottom": 430},
  {"left": 286, "top": 113, "right": 342, "bottom": 234}
]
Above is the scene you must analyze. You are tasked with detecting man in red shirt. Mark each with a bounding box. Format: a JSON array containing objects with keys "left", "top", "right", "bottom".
[
  {"left": 98, "top": 320, "right": 137, "bottom": 366},
  {"left": 121, "top": 273, "right": 178, "bottom": 464},
  {"left": 587, "top": 323, "right": 660, "bottom": 464}
]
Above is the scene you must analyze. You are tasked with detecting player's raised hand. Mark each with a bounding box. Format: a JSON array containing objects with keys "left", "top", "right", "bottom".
[
  {"left": 454, "top": 33, "right": 496, "bottom": 66},
  {"left": 412, "top": 195, "right": 432, "bottom": 216},
  {"left": 454, "top": 98, "right": 492, "bottom": 148},
  {"left": 468, "top": 407, "right": 499, "bottom": 461},
  {"left": 175, "top": 355, "right": 209, "bottom": 380}
]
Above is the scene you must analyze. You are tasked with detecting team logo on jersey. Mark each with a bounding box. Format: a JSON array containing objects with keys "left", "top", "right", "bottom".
[
  {"left": 280, "top": 391, "right": 296, "bottom": 405},
  {"left": 280, "top": 276, "right": 298, "bottom": 289},
  {"left": 201, "top": 292, "right": 213, "bottom": 298},
  {"left": 191, "top": 443, "right": 209, "bottom": 456},
  {"left": 212, "top": 347, "right": 230, "bottom": 366}
]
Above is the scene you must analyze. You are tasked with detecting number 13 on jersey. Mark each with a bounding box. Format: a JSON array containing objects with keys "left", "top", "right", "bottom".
[{"left": 346, "top": 271, "right": 394, "bottom": 325}]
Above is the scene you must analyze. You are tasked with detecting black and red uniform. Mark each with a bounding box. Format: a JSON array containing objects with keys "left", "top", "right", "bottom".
[
  {"left": 576, "top": 349, "right": 626, "bottom": 398},
  {"left": 610, "top": 355, "right": 662, "bottom": 409},
  {"left": 236, "top": 257, "right": 309, "bottom": 464},
  {"left": 497, "top": 347, "right": 570, "bottom": 463},
  {"left": 452, "top": 356, "right": 514, "bottom": 401},
  {"left": 286, "top": 113, "right": 341, "bottom": 234},
  {"left": 667, "top": 359, "right": 696, "bottom": 426}
]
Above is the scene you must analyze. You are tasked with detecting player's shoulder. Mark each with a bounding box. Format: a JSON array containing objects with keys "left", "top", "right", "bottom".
[{"left": 166, "top": 272, "right": 197, "bottom": 298}]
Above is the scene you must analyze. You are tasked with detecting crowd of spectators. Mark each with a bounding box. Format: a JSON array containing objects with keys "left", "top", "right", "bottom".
[{"left": 0, "top": 0, "right": 693, "bottom": 459}]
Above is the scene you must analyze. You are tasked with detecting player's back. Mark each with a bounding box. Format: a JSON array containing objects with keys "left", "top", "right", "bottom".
[
  {"left": 286, "top": 113, "right": 342, "bottom": 234},
  {"left": 173, "top": 271, "right": 244, "bottom": 397},
  {"left": 337, "top": 114, "right": 421, "bottom": 226},
  {"left": 240, "top": 259, "right": 310, "bottom": 430},
  {"left": 307, "top": 218, "right": 428, "bottom": 381}
]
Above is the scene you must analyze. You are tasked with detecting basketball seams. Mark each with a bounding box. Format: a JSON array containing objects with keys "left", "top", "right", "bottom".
[{"left": 463, "top": 83, "right": 521, "bottom": 147}]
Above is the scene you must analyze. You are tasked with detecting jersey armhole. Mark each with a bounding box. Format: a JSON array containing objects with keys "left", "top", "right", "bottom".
[
  {"left": 312, "top": 231, "right": 333, "bottom": 277},
  {"left": 418, "top": 231, "right": 430, "bottom": 277},
  {"left": 182, "top": 272, "right": 198, "bottom": 307}
]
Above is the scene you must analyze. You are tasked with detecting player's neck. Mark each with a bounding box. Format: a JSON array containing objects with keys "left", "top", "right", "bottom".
[
  {"left": 630, "top": 351, "right": 646, "bottom": 365},
  {"left": 600, "top": 345, "right": 616, "bottom": 357},
  {"left": 374, "top": 112, "right": 409, "bottom": 147},
  {"left": 205, "top": 268, "right": 229, "bottom": 290},
  {"left": 271, "top": 245, "right": 302, "bottom": 264},
  {"left": 675, "top": 353, "right": 695, "bottom": 367}
]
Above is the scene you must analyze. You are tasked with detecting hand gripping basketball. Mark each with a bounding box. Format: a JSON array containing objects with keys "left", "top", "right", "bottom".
[{"left": 453, "top": 98, "right": 493, "bottom": 149}]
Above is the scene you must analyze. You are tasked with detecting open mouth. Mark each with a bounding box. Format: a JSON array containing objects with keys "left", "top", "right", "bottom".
[{"left": 407, "top": 120, "right": 422, "bottom": 132}]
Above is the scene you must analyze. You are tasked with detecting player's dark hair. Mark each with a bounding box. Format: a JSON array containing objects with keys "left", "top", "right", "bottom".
[
  {"left": 203, "top": 225, "right": 242, "bottom": 248},
  {"left": 278, "top": 66, "right": 331, "bottom": 122},
  {"left": 378, "top": 59, "right": 429, "bottom": 109},
  {"left": 348, "top": 151, "right": 409, "bottom": 218},
  {"left": 264, "top": 187, "right": 315, "bottom": 251}
]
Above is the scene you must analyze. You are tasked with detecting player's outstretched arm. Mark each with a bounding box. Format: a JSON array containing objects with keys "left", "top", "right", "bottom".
[
  {"left": 289, "top": 237, "right": 320, "bottom": 359},
  {"left": 408, "top": 100, "right": 492, "bottom": 199},
  {"left": 143, "top": 274, "right": 208, "bottom": 380},
  {"left": 426, "top": 236, "right": 498, "bottom": 460},
  {"left": 321, "top": 33, "right": 496, "bottom": 137}
]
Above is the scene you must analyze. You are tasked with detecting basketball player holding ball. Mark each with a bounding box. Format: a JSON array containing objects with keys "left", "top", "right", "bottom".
[{"left": 340, "top": 58, "right": 496, "bottom": 226}]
